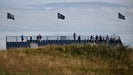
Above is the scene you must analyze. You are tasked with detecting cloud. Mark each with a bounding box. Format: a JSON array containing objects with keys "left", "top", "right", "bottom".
[
  {"left": 1, "top": 0, "right": 133, "bottom": 10},
  {"left": 27, "top": 2, "right": 133, "bottom": 10}
]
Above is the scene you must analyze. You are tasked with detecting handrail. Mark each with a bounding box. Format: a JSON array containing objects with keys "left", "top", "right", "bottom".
[
  {"left": 6, "top": 36, "right": 89, "bottom": 42},
  {"left": 6, "top": 35, "right": 121, "bottom": 42}
]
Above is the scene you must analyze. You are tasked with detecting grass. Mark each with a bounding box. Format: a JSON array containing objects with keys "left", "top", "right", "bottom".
[{"left": 0, "top": 44, "right": 133, "bottom": 75}]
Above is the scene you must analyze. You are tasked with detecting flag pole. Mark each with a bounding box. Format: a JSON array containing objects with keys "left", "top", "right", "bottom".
[
  {"left": 118, "top": 18, "right": 120, "bottom": 35},
  {"left": 5, "top": 23, "right": 7, "bottom": 50},
  {"left": 6, "top": 12, "right": 15, "bottom": 49},
  {"left": 57, "top": 17, "right": 59, "bottom": 41},
  {"left": 118, "top": 12, "right": 125, "bottom": 35},
  {"left": 57, "top": 12, "right": 65, "bottom": 41}
]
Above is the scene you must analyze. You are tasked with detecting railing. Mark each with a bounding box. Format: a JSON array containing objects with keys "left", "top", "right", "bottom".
[
  {"left": 6, "top": 36, "right": 90, "bottom": 42},
  {"left": 6, "top": 35, "right": 121, "bottom": 42},
  {"left": 6, "top": 35, "right": 122, "bottom": 49}
]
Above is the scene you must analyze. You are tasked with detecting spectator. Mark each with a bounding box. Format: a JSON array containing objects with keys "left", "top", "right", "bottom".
[
  {"left": 73, "top": 32, "right": 76, "bottom": 41},
  {"left": 95, "top": 35, "right": 98, "bottom": 42},
  {"left": 30, "top": 36, "right": 32, "bottom": 42},
  {"left": 106, "top": 35, "right": 109, "bottom": 42},
  {"left": 78, "top": 35, "right": 81, "bottom": 42},
  {"left": 113, "top": 34, "right": 117, "bottom": 41},
  {"left": 39, "top": 34, "right": 42, "bottom": 40},
  {"left": 99, "top": 35, "right": 102, "bottom": 41},
  {"left": 21, "top": 35, "right": 24, "bottom": 42},
  {"left": 37, "top": 35, "right": 39, "bottom": 41},
  {"left": 90, "top": 35, "right": 93, "bottom": 42}
]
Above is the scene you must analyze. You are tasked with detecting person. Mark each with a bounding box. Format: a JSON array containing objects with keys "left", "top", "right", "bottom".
[
  {"left": 90, "top": 35, "right": 93, "bottom": 42},
  {"left": 99, "top": 35, "right": 102, "bottom": 41},
  {"left": 106, "top": 35, "right": 109, "bottom": 42},
  {"left": 112, "top": 34, "right": 117, "bottom": 41},
  {"left": 95, "top": 35, "right": 98, "bottom": 42},
  {"left": 73, "top": 32, "right": 76, "bottom": 41},
  {"left": 30, "top": 36, "right": 32, "bottom": 42},
  {"left": 37, "top": 35, "right": 39, "bottom": 41},
  {"left": 39, "top": 34, "right": 42, "bottom": 40},
  {"left": 21, "top": 35, "right": 24, "bottom": 42},
  {"left": 78, "top": 35, "right": 81, "bottom": 42}
]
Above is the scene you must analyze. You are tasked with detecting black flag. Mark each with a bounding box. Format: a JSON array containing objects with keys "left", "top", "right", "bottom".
[
  {"left": 7, "top": 12, "right": 15, "bottom": 20},
  {"left": 118, "top": 12, "right": 125, "bottom": 20},
  {"left": 58, "top": 13, "right": 65, "bottom": 20}
]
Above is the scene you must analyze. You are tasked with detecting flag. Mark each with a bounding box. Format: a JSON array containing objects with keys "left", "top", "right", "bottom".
[
  {"left": 118, "top": 12, "right": 125, "bottom": 20},
  {"left": 7, "top": 12, "right": 15, "bottom": 20},
  {"left": 58, "top": 13, "right": 65, "bottom": 20}
]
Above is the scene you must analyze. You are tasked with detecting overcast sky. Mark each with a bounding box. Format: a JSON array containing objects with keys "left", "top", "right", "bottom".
[
  {"left": 0, "top": 0, "right": 133, "bottom": 48},
  {"left": 0, "top": 0, "right": 133, "bottom": 9},
  {"left": 0, "top": 0, "right": 133, "bottom": 33}
]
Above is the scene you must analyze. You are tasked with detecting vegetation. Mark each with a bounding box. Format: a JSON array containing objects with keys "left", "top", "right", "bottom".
[{"left": 0, "top": 44, "right": 133, "bottom": 75}]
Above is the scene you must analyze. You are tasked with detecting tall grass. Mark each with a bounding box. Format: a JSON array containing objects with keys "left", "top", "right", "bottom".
[{"left": 0, "top": 44, "right": 133, "bottom": 75}]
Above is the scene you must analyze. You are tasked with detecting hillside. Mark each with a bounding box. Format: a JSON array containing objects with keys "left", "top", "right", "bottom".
[{"left": 0, "top": 44, "right": 133, "bottom": 75}]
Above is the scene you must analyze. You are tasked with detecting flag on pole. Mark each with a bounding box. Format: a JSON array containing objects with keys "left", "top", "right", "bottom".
[
  {"left": 58, "top": 13, "right": 65, "bottom": 20},
  {"left": 7, "top": 12, "right": 15, "bottom": 20},
  {"left": 118, "top": 12, "right": 125, "bottom": 20}
]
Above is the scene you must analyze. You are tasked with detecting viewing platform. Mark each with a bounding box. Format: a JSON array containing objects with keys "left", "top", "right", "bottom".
[{"left": 6, "top": 35, "right": 122, "bottom": 49}]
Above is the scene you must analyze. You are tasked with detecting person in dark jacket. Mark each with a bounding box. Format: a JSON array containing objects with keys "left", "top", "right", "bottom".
[
  {"left": 21, "top": 35, "right": 24, "bottom": 42},
  {"left": 78, "top": 35, "right": 81, "bottom": 42},
  {"left": 73, "top": 32, "right": 76, "bottom": 41}
]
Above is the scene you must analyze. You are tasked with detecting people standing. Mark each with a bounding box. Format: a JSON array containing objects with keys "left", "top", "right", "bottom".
[
  {"left": 37, "top": 34, "right": 42, "bottom": 41},
  {"left": 78, "top": 35, "right": 81, "bottom": 42},
  {"left": 106, "top": 35, "right": 109, "bottom": 42},
  {"left": 39, "top": 34, "right": 42, "bottom": 40},
  {"left": 73, "top": 32, "right": 76, "bottom": 41},
  {"left": 21, "top": 35, "right": 24, "bottom": 42},
  {"left": 95, "top": 35, "right": 98, "bottom": 42},
  {"left": 30, "top": 36, "right": 32, "bottom": 42},
  {"left": 90, "top": 35, "right": 93, "bottom": 42},
  {"left": 37, "top": 35, "right": 39, "bottom": 41}
]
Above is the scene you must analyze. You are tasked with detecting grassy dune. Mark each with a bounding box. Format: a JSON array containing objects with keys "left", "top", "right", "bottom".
[{"left": 0, "top": 44, "right": 133, "bottom": 75}]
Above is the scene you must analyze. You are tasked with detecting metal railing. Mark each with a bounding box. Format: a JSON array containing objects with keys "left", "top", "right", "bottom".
[
  {"left": 6, "top": 36, "right": 90, "bottom": 42},
  {"left": 6, "top": 35, "right": 121, "bottom": 42},
  {"left": 6, "top": 35, "right": 122, "bottom": 49}
]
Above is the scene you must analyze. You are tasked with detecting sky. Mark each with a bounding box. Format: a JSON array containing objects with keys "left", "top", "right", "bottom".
[{"left": 0, "top": 0, "right": 133, "bottom": 48}]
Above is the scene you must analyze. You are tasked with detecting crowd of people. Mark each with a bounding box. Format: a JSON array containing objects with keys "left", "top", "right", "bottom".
[
  {"left": 73, "top": 33, "right": 121, "bottom": 42},
  {"left": 21, "top": 34, "right": 42, "bottom": 42},
  {"left": 20, "top": 33, "right": 121, "bottom": 43}
]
